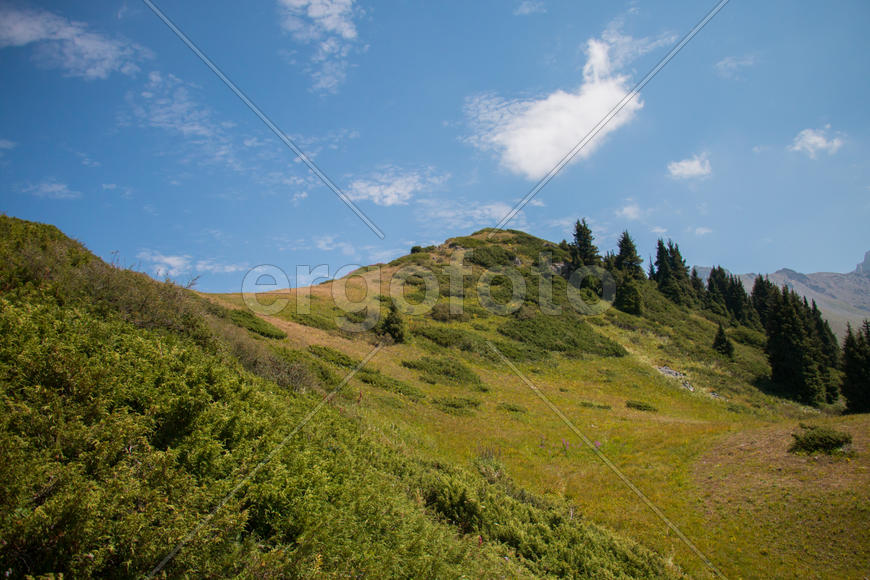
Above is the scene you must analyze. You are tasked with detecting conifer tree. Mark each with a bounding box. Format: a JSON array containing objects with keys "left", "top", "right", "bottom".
[
  {"left": 570, "top": 218, "right": 600, "bottom": 268},
  {"left": 713, "top": 322, "right": 734, "bottom": 357},
  {"left": 614, "top": 231, "right": 644, "bottom": 279},
  {"left": 842, "top": 321, "right": 870, "bottom": 413},
  {"left": 614, "top": 277, "right": 643, "bottom": 315},
  {"left": 376, "top": 300, "right": 406, "bottom": 344},
  {"left": 765, "top": 288, "right": 827, "bottom": 405}
]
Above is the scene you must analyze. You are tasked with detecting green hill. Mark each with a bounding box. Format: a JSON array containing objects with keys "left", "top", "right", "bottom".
[
  {"left": 0, "top": 216, "right": 680, "bottom": 578},
  {"left": 2, "top": 217, "right": 868, "bottom": 579}
]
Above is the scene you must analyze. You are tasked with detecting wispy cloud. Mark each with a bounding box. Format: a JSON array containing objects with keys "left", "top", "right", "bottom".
[
  {"left": 788, "top": 125, "right": 843, "bottom": 159},
  {"left": 694, "top": 226, "right": 712, "bottom": 236},
  {"left": 513, "top": 1, "right": 546, "bottom": 16},
  {"left": 137, "top": 250, "right": 246, "bottom": 277},
  {"left": 347, "top": 166, "right": 448, "bottom": 206},
  {"left": 125, "top": 71, "right": 245, "bottom": 172},
  {"left": 615, "top": 201, "right": 642, "bottom": 220},
  {"left": 137, "top": 250, "right": 190, "bottom": 277},
  {"left": 651, "top": 226, "right": 667, "bottom": 234},
  {"left": 22, "top": 179, "right": 80, "bottom": 200},
  {"left": 667, "top": 153, "right": 711, "bottom": 179},
  {"left": 276, "top": 0, "right": 362, "bottom": 93},
  {"left": 715, "top": 55, "right": 755, "bottom": 79},
  {"left": 0, "top": 4, "right": 150, "bottom": 79},
  {"left": 417, "top": 199, "right": 526, "bottom": 231},
  {"left": 0, "top": 138, "right": 15, "bottom": 158},
  {"left": 465, "top": 19, "right": 673, "bottom": 180},
  {"left": 315, "top": 234, "right": 357, "bottom": 256}
]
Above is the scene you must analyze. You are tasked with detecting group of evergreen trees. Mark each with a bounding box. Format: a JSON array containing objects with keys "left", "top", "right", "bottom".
[
  {"left": 562, "top": 217, "right": 869, "bottom": 412},
  {"left": 751, "top": 277, "right": 840, "bottom": 405}
]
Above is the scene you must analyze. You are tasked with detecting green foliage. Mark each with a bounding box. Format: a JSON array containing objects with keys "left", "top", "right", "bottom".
[
  {"left": 429, "top": 301, "right": 470, "bottom": 322},
  {"left": 308, "top": 344, "right": 358, "bottom": 368},
  {"left": 466, "top": 245, "right": 516, "bottom": 269},
  {"left": 614, "top": 277, "right": 643, "bottom": 315},
  {"left": 375, "top": 300, "right": 406, "bottom": 344},
  {"left": 0, "top": 216, "right": 681, "bottom": 579},
  {"left": 569, "top": 218, "right": 600, "bottom": 268},
  {"left": 789, "top": 424, "right": 852, "bottom": 454},
  {"left": 713, "top": 323, "right": 735, "bottom": 358},
  {"left": 625, "top": 400, "right": 657, "bottom": 412},
  {"left": 401, "top": 356, "right": 483, "bottom": 389},
  {"left": 841, "top": 321, "right": 870, "bottom": 413},
  {"left": 358, "top": 368, "right": 426, "bottom": 401},
  {"left": 614, "top": 231, "right": 644, "bottom": 279},
  {"left": 497, "top": 402, "right": 528, "bottom": 414},
  {"left": 431, "top": 396, "right": 481, "bottom": 416},
  {"left": 228, "top": 308, "right": 287, "bottom": 339},
  {"left": 498, "top": 313, "right": 627, "bottom": 358}
]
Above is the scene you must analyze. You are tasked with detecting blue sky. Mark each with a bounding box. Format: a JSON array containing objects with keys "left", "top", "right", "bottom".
[{"left": 1, "top": 0, "right": 868, "bottom": 292}]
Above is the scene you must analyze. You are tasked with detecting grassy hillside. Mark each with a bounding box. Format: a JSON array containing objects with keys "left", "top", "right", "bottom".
[
  {"left": 209, "top": 228, "right": 870, "bottom": 579},
  {"left": 0, "top": 216, "right": 681, "bottom": 578}
]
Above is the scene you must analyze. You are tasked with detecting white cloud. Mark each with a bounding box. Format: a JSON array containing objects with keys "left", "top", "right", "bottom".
[
  {"left": 137, "top": 250, "right": 191, "bottom": 277},
  {"left": 715, "top": 55, "right": 755, "bottom": 79},
  {"left": 694, "top": 226, "right": 712, "bottom": 236},
  {"left": 667, "top": 153, "right": 711, "bottom": 179},
  {"left": 137, "top": 250, "right": 246, "bottom": 277},
  {"left": 22, "top": 179, "right": 80, "bottom": 199},
  {"left": 417, "top": 199, "right": 525, "bottom": 231},
  {"left": 315, "top": 234, "right": 356, "bottom": 256},
  {"left": 0, "top": 5, "right": 150, "bottom": 79},
  {"left": 195, "top": 259, "right": 248, "bottom": 274},
  {"left": 276, "top": 0, "right": 361, "bottom": 93},
  {"left": 788, "top": 125, "right": 843, "bottom": 159},
  {"left": 0, "top": 138, "right": 15, "bottom": 158},
  {"left": 651, "top": 226, "right": 667, "bottom": 234},
  {"left": 514, "top": 1, "right": 546, "bottom": 16},
  {"left": 615, "top": 202, "right": 641, "bottom": 220},
  {"left": 130, "top": 71, "right": 215, "bottom": 138},
  {"left": 348, "top": 166, "right": 448, "bottom": 206},
  {"left": 101, "top": 183, "right": 117, "bottom": 190},
  {"left": 465, "top": 21, "right": 672, "bottom": 180}
]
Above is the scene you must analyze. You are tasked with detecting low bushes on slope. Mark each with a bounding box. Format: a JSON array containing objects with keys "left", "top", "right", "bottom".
[{"left": 499, "top": 313, "right": 627, "bottom": 358}]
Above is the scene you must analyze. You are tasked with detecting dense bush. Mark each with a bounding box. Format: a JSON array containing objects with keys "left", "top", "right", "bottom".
[
  {"left": 625, "top": 400, "right": 657, "bottom": 412},
  {"left": 466, "top": 245, "right": 516, "bottom": 268},
  {"left": 228, "top": 308, "right": 287, "bottom": 339},
  {"left": 401, "top": 356, "right": 483, "bottom": 388},
  {"left": 499, "top": 313, "right": 627, "bottom": 358},
  {"left": 431, "top": 396, "right": 481, "bottom": 416},
  {"left": 789, "top": 424, "right": 853, "bottom": 454}
]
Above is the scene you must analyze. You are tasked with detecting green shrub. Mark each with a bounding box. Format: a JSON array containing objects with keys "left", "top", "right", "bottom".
[
  {"left": 789, "top": 424, "right": 852, "bottom": 454},
  {"left": 308, "top": 344, "right": 358, "bottom": 368},
  {"left": 401, "top": 356, "right": 482, "bottom": 387},
  {"left": 228, "top": 308, "right": 287, "bottom": 339},
  {"left": 497, "top": 402, "right": 527, "bottom": 414},
  {"left": 466, "top": 245, "right": 516, "bottom": 269},
  {"left": 498, "top": 313, "right": 626, "bottom": 358},
  {"left": 429, "top": 301, "right": 470, "bottom": 322},
  {"left": 357, "top": 368, "right": 425, "bottom": 401},
  {"left": 432, "top": 396, "right": 481, "bottom": 416},
  {"left": 625, "top": 400, "right": 657, "bottom": 412}
]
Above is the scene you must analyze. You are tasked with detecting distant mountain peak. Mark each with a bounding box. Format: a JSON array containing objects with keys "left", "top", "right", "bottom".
[{"left": 856, "top": 250, "right": 870, "bottom": 275}]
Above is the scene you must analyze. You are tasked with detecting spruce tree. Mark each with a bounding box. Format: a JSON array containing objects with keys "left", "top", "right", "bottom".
[
  {"left": 376, "top": 300, "right": 406, "bottom": 344},
  {"left": 842, "top": 321, "right": 870, "bottom": 413},
  {"left": 614, "top": 277, "right": 643, "bottom": 315},
  {"left": 713, "top": 322, "right": 734, "bottom": 357},
  {"left": 765, "top": 288, "right": 827, "bottom": 405},
  {"left": 614, "top": 231, "right": 644, "bottom": 279},
  {"left": 570, "top": 218, "right": 600, "bottom": 268}
]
